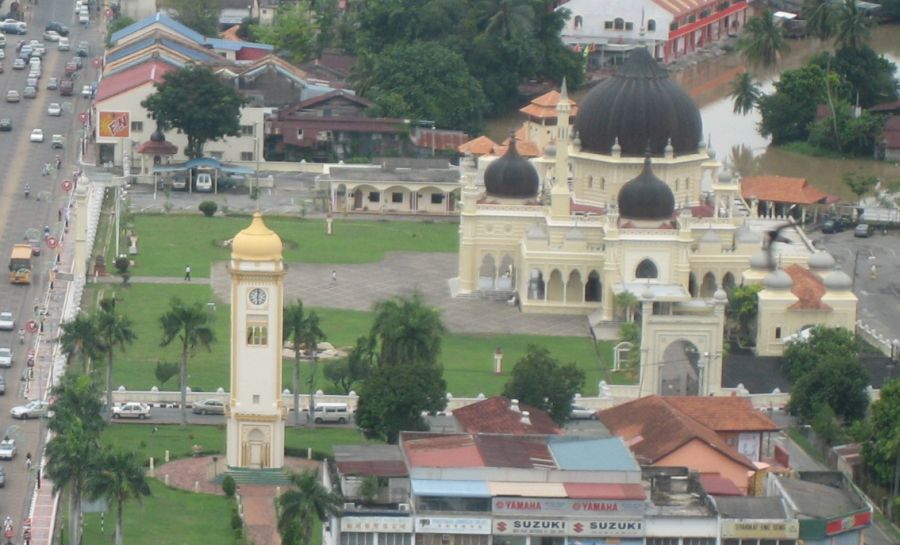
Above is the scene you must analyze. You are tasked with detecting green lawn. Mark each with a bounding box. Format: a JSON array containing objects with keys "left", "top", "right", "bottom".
[
  {"left": 91, "top": 284, "right": 612, "bottom": 396},
  {"left": 80, "top": 480, "right": 239, "bottom": 545},
  {"left": 113, "top": 215, "right": 459, "bottom": 277}
]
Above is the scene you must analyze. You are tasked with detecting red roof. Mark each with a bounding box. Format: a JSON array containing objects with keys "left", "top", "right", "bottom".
[
  {"left": 784, "top": 264, "right": 831, "bottom": 311},
  {"left": 662, "top": 397, "right": 780, "bottom": 432},
  {"left": 415, "top": 128, "right": 469, "bottom": 152},
  {"left": 335, "top": 460, "right": 408, "bottom": 477},
  {"left": 870, "top": 100, "right": 900, "bottom": 113},
  {"left": 597, "top": 396, "right": 756, "bottom": 470},
  {"left": 741, "top": 175, "right": 832, "bottom": 205},
  {"left": 519, "top": 90, "right": 579, "bottom": 119},
  {"left": 458, "top": 135, "right": 497, "bottom": 155},
  {"left": 401, "top": 433, "right": 556, "bottom": 470},
  {"left": 95, "top": 60, "right": 175, "bottom": 102},
  {"left": 453, "top": 396, "right": 561, "bottom": 435},
  {"left": 699, "top": 474, "right": 744, "bottom": 496},
  {"left": 403, "top": 434, "right": 484, "bottom": 468},
  {"left": 563, "top": 482, "right": 646, "bottom": 500}
]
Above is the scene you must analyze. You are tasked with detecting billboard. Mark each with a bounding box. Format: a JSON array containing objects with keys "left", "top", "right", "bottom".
[{"left": 98, "top": 111, "right": 131, "bottom": 138}]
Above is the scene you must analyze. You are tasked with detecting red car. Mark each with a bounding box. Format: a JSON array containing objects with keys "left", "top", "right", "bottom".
[{"left": 31, "top": 245, "right": 41, "bottom": 256}]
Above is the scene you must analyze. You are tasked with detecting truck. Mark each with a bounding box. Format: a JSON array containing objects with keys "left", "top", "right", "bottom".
[{"left": 8, "top": 243, "right": 32, "bottom": 284}]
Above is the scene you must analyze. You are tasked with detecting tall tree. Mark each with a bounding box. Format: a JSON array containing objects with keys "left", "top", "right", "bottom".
[
  {"left": 48, "top": 371, "right": 106, "bottom": 435},
  {"left": 60, "top": 312, "right": 102, "bottom": 373},
  {"left": 141, "top": 64, "right": 247, "bottom": 158},
  {"left": 371, "top": 292, "right": 446, "bottom": 367},
  {"left": 613, "top": 291, "right": 639, "bottom": 322},
  {"left": 726, "top": 284, "right": 761, "bottom": 343},
  {"left": 277, "top": 470, "right": 342, "bottom": 545},
  {"left": 301, "top": 311, "right": 326, "bottom": 426},
  {"left": 833, "top": 0, "right": 872, "bottom": 51},
  {"left": 781, "top": 325, "right": 859, "bottom": 381},
  {"left": 801, "top": 0, "right": 835, "bottom": 40},
  {"left": 86, "top": 449, "right": 151, "bottom": 545},
  {"left": 95, "top": 297, "right": 137, "bottom": 420},
  {"left": 862, "top": 379, "right": 900, "bottom": 519},
  {"left": 252, "top": 1, "right": 316, "bottom": 64},
  {"left": 502, "top": 345, "right": 585, "bottom": 424},
  {"left": 736, "top": 11, "right": 789, "bottom": 67},
  {"left": 843, "top": 172, "right": 878, "bottom": 205},
  {"left": 788, "top": 356, "right": 869, "bottom": 422},
  {"left": 730, "top": 72, "right": 761, "bottom": 115},
  {"left": 479, "top": 0, "right": 534, "bottom": 41},
  {"left": 159, "top": 298, "right": 216, "bottom": 425},
  {"left": 283, "top": 300, "right": 308, "bottom": 427},
  {"left": 159, "top": 0, "right": 219, "bottom": 36},
  {"left": 323, "top": 335, "right": 375, "bottom": 394}
]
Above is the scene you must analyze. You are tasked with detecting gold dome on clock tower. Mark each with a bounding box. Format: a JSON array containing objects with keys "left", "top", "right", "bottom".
[{"left": 231, "top": 212, "right": 283, "bottom": 261}]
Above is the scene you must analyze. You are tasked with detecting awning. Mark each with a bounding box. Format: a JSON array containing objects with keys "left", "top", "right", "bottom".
[
  {"left": 612, "top": 282, "right": 691, "bottom": 302},
  {"left": 151, "top": 157, "right": 255, "bottom": 175},
  {"left": 410, "top": 479, "right": 491, "bottom": 498}
]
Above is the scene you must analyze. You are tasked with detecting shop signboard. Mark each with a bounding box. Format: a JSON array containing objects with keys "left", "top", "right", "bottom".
[
  {"left": 415, "top": 517, "right": 492, "bottom": 535},
  {"left": 492, "top": 519, "right": 643, "bottom": 538},
  {"left": 825, "top": 511, "right": 871, "bottom": 536},
  {"left": 493, "top": 498, "right": 644, "bottom": 518},
  {"left": 721, "top": 520, "right": 799, "bottom": 539},
  {"left": 340, "top": 516, "right": 413, "bottom": 533}
]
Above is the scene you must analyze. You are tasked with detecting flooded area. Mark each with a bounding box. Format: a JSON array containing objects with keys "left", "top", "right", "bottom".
[{"left": 486, "top": 25, "right": 900, "bottom": 200}]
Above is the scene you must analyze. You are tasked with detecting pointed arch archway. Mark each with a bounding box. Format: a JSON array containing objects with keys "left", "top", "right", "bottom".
[
  {"left": 528, "top": 269, "right": 545, "bottom": 300},
  {"left": 722, "top": 272, "right": 736, "bottom": 292},
  {"left": 498, "top": 254, "right": 516, "bottom": 291},
  {"left": 566, "top": 270, "right": 583, "bottom": 303},
  {"left": 700, "top": 272, "right": 717, "bottom": 298},
  {"left": 659, "top": 340, "right": 701, "bottom": 396},
  {"left": 585, "top": 270, "right": 602, "bottom": 302},
  {"left": 478, "top": 254, "right": 497, "bottom": 290},
  {"left": 547, "top": 269, "right": 564, "bottom": 302}
]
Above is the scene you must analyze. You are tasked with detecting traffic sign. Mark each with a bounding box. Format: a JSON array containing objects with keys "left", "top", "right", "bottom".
[
  {"left": 61, "top": 179, "right": 73, "bottom": 192},
  {"left": 79, "top": 112, "right": 88, "bottom": 123},
  {"left": 46, "top": 236, "right": 58, "bottom": 249},
  {"left": 25, "top": 321, "right": 37, "bottom": 333},
  {"left": 93, "top": 57, "right": 101, "bottom": 68}
]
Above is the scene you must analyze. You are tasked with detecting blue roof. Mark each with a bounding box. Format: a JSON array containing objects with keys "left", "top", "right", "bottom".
[
  {"left": 160, "top": 38, "right": 223, "bottom": 62},
  {"left": 110, "top": 12, "right": 274, "bottom": 53},
  {"left": 106, "top": 36, "right": 155, "bottom": 62},
  {"left": 152, "top": 157, "right": 254, "bottom": 175},
  {"left": 206, "top": 37, "right": 273, "bottom": 52},
  {"left": 547, "top": 437, "right": 640, "bottom": 472},
  {"left": 410, "top": 479, "right": 491, "bottom": 498}
]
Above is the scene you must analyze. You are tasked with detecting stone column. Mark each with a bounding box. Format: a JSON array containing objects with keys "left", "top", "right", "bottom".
[{"left": 74, "top": 183, "right": 89, "bottom": 281}]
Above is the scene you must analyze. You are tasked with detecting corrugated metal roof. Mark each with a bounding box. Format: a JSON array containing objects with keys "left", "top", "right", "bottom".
[
  {"left": 563, "top": 483, "right": 646, "bottom": 500},
  {"left": 110, "top": 12, "right": 204, "bottom": 46},
  {"left": 411, "top": 479, "right": 491, "bottom": 498},
  {"left": 548, "top": 437, "right": 639, "bottom": 472},
  {"left": 488, "top": 482, "right": 567, "bottom": 497}
]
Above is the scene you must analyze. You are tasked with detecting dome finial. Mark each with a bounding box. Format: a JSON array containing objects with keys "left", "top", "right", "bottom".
[{"left": 560, "top": 77, "right": 568, "bottom": 100}]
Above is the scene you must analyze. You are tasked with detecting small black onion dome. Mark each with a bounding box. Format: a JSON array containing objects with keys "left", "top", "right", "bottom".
[
  {"left": 618, "top": 153, "right": 675, "bottom": 220},
  {"left": 484, "top": 139, "right": 539, "bottom": 198},
  {"left": 574, "top": 48, "right": 702, "bottom": 156},
  {"left": 150, "top": 128, "right": 166, "bottom": 142}
]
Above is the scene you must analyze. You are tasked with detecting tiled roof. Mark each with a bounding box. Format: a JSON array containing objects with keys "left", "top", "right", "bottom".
[
  {"left": 741, "top": 176, "right": 832, "bottom": 205},
  {"left": 520, "top": 90, "right": 579, "bottom": 119},
  {"left": 458, "top": 135, "right": 497, "bottom": 155},
  {"left": 662, "top": 397, "right": 780, "bottom": 432},
  {"left": 699, "top": 474, "right": 744, "bottom": 496},
  {"left": 403, "top": 433, "right": 484, "bottom": 468},
  {"left": 870, "top": 100, "right": 900, "bottom": 113},
  {"left": 401, "top": 432, "right": 556, "bottom": 470},
  {"left": 493, "top": 139, "right": 541, "bottom": 157},
  {"left": 452, "top": 396, "right": 560, "bottom": 435},
  {"left": 784, "top": 264, "right": 831, "bottom": 311},
  {"left": 95, "top": 60, "right": 175, "bottom": 102},
  {"left": 414, "top": 128, "right": 469, "bottom": 152},
  {"left": 335, "top": 460, "right": 408, "bottom": 477},
  {"left": 597, "top": 395, "right": 756, "bottom": 469}
]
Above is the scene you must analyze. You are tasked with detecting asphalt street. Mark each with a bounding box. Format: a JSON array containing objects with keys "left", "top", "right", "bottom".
[{"left": 0, "top": 0, "right": 104, "bottom": 530}]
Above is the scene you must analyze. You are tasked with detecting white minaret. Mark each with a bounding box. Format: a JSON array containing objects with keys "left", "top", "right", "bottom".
[
  {"left": 226, "top": 212, "right": 286, "bottom": 469},
  {"left": 550, "top": 78, "right": 571, "bottom": 219}
]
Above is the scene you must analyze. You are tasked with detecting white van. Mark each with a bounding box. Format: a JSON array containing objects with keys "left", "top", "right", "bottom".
[
  {"left": 195, "top": 173, "right": 212, "bottom": 192},
  {"left": 311, "top": 403, "right": 351, "bottom": 424}
]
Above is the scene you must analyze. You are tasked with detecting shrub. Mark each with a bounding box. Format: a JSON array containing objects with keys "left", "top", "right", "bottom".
[
  {"left": 222, "top": 475, "right": 236, "bottom": 498},
  {"left": 230, "top": 510, "right": 243, "bottom": 530},
  {"left": 199, "top": 201, "right": 218, "bottom": 217}
]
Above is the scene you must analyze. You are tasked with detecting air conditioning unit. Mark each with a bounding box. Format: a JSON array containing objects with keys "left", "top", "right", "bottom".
[
  {"left": 343, "top": 502, "right": 356, "bottom": 510},
  {"left": 398, "top": 503, "right": 410, "bottom": 512}
]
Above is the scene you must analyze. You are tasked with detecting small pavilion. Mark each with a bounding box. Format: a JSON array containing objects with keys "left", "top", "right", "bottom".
[
  {"left": 741, "top": 175, "right": 838, "bottom": 224},
  {"left": 151, "top": 157, "right": 255, "bottom": 196}
]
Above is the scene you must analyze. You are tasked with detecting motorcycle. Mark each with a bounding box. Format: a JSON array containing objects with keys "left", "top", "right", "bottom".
[{"left": 23, "top": 185, "right": 30, "bottom": 199}]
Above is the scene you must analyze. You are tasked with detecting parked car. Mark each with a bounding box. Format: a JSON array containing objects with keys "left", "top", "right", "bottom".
[
  {"left": 821, "top": 218, "right": 848, "bottom": 234},
  {"left": 854, "top": 223, "right": 875, "bottom": 238},
  {"left": 64, "top": 60, "right": 78, "bottom": 76},
  {"left": 11, "top": 57, "right": 23, "bottom": 70},
  {"left": 0, "top": 34, "right": 6, "bottom": 48},
  {"left": 0, "top": 312, "right": 13, "bottom": 330},
  {"left": 0, "top": 438, "right": 15, "bottom": 460},
  {"left": 45, "top": 21, "right": 70, "bottom": 36},
  {"left": 0, "top": 466, "right": 5, "bottom": 486},
  {"left": 11, "top": 400, "right": 50, "bottom": 419},
  {"left": 0, "top": 376, "right": 6, "bottom": 395},
  {"left": 42, "top": 30, "right": 60, "bottom": 42},
  {"left": 29, "top": 128, "right": 43, "bottom": 142},
  {"left": 0, "top": 118, "right": 11, "bottom": 131},
  {"left": 0, "top": 348, "right": 12, "bottom": 368},
  {"left": 112, "top": 402, "right": 151, "bottom": 419},
  {"left": 569, "top": 405, "right": 598, "bottom": 420},
  {"left": 81, "top": 84, "right": 92, "bottom": 98},
  {"left": 192, "top": 399, "right": 225, "bottom": 415}
]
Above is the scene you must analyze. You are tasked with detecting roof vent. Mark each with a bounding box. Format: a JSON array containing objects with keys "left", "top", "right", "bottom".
[
  {"left": 520, "top": 411, "right": 531, "bottom": 426},
  {"left": 510, "top": 399, "right": 520, "bottom": 412}
]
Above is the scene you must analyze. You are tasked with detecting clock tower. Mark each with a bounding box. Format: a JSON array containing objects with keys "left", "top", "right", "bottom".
[{"left": 226, "top": 212, "right": 286, "bottom": 469}]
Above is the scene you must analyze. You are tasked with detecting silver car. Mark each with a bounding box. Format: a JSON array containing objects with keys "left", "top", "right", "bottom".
[
  {"left": 192, "top": 399, "right": 225, "bottom": 415},
  {"left": 0, "top": 312, "right": 13, "bottom": 330},
  {"left": 0, "top": 348, "right": 11, "bottom": 368},
  {"left": 11, "top": 400, "right": 49, "bottom": 419}
]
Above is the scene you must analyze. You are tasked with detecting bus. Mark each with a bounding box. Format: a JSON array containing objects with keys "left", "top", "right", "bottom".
[{"left": 9, "top": 244, "right": 32, "bottom": 284}]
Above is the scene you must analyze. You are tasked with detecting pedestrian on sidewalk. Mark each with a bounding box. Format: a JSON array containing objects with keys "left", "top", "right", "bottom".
[
  {"left": 184, "top": 265, "right": 192, "bottom": 281},
  {"left": 331, "top": 269, "right": 337, "bottom": 282},
  {"left": 25, "top": 452, "right": 32, "bottom": 471}
]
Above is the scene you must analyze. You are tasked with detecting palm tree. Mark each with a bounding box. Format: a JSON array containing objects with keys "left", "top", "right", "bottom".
[
  {"left": 159, "top": 298, "right": 216, "bottom": 425},
  {"left": 283, "top": 300, "right": 307, "bottom": 427},
  {"left": 46, "top": 418, "right": 101, "bottom": 545},
  {"left": 834, "top": 0, "right": 872, "bottom": 51},
  {"left": 613, "top": 292, "right": 639, "bottom": 322},
  {"left": 277, "top": 470, "right": 342, "bottom": 545},
  {"left": 730, "top": 72, "right": 761, "bottom": 115},
  {"left": 802, "top": 0, "right": 835, "bottom": 40},
  {"left": 86, "top": 449, "right": 151, "bottom": 545},
  {"left": 736, "top": 11, "right": 789, "bottom": 67},
  {"left": 371, "top": 292, "right": 446, "bottom": 367},
  {"left": 301, "top": 311, "right": 326, "bottom": 427},
  {"left": 480, "top": 0, "right": 534, "bottom": 41},
  {"left": 60, "top": 312, "right": 102, "bottom": 373},
  {"left": 95, "top": 298, "right": 137, "bottom": 420},
  {"left": 48, "top": 370, "right": 106, "bottom": 435}
]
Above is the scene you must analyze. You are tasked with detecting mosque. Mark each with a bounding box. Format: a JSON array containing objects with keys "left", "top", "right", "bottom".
[{"left": 455, "top": 48, "right": 857, "bottom": 397}]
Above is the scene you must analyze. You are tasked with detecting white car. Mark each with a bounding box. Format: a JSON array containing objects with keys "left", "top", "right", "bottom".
[
  {"left": 29, "top": 129, "right": 43, "bottom": 142},
  {"left": 0, "top": 348, "right": 11, "bottom": 368},
  {"left": 58, "top": 37, "right": 70, "bottom": 51},
  {"left": 112, "top": 402, "right": 151, "bottom": 419},
  {"left": 42, "top": 30, "right": 60, "bottom": 42},
  {"left": 47, "top": 103, "right": 61, "bottom": 116},
  {"left": 81, "top": 84, "right": 92, "bottom": 98},
  {"left": 78, "top": 12, "right": 89, "bottom": 24},
  {"left": 569, "top": 405, "right": 598, "bottom": 420},
  {"left": 11, "top": 400, "right": 50, "bottom": 419},
  {"left": 0, "top": 439, "right": 15, "bottom": 460},
  {"left": 0, "top": 312, "right": 13, "bottom": 330}
]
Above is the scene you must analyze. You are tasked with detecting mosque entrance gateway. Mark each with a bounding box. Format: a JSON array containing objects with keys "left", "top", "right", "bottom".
[{"left": 658, "top": 340, "right": 701, "bottom": 396}]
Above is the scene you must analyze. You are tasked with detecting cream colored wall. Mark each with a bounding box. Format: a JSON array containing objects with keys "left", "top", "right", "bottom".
[
  {"left": 656, "top": 439, "right": 752, "bottom": 493},
  {"left": 756, "top": 291, "right": 858, "bottom": 356}
]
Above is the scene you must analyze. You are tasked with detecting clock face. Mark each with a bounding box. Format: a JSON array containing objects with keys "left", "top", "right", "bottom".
[{"left": 248, "top": 288, "right": 267, "bottom": 306}]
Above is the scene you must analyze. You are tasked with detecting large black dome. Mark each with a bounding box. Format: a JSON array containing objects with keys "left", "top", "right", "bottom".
[
  {"left": 574, "top": 48, "right": 702, "bottom": 156},
  {"left": 618, "top": 154, "right": 675, "bottom": 220},
  {"left": 484, "top": 139, "right": 539, "bottom": 198}
]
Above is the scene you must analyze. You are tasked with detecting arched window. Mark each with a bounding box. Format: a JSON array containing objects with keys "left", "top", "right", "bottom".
[
  {"left": 647, "top": 19, "right": 656, "bottom": 32},
  {"left": 600, "top": 177, "right": 606, "bottom": 190},
  {"left": 587, "top": 175, "right": 593, "bottom": 188},
  {"left": 636, "top": 259, "right": 658, "bottom": 279},
  {"left": 614, "top": 18, "right": 625, "bottom": 30}
]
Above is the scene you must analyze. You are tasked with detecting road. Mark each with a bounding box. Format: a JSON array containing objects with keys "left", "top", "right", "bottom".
[{"left": 0, "top": 0, "right": 104, "bottom": 533}]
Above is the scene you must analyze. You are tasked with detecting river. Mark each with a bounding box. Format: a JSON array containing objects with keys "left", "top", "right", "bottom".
[{"left": 485, "top": 24, "right": 900, "bottom": 200}]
